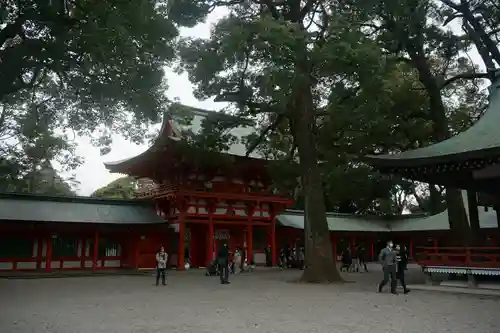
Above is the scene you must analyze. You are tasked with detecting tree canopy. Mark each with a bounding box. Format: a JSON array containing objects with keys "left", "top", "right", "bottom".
[
  {"left": 1, "top": 0, "right": 181, "bottom": 193},
  {"left": 91, "top": 177, "right": 137, "bottom": 199}
]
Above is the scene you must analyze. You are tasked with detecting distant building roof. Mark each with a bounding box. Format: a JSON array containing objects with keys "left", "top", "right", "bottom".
[
  {"left": 278, "top": 191, "right": 499, "bottom": 232},
  {"left": 0, "top": 193, "right": 166, "bottom": 225},
  {"left": 278, "top": 210, "right": 391, "bottom": 232}
]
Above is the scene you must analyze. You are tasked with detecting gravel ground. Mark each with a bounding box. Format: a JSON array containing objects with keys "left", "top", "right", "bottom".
[{"left": 0, "top": 264, "right": 498, "bottom": 333}]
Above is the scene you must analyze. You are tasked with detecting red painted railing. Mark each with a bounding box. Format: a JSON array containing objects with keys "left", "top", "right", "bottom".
[
  {"left": 134, "top": 183, "right": 293, "bottom": 202},
  {"left": 416, "top": 246, "right": 500, "bottom": 269}
]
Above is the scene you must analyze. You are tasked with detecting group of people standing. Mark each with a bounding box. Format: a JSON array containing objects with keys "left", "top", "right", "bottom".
[
  {"left": 278, "top": 246, "right": 305, "bottom": 269},
  {"left": 155, "top": 241, "right": 411, "bottom": 294},
  {"left": 340, "top": 245, "right": 369, "bottom": 273}
]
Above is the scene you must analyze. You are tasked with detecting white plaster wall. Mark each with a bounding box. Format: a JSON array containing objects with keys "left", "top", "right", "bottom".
[
  {"left": 62, "top": 261, "right": 81, "bottom": 268},
  {"left": 0, "top": 262, "right": 13, "bottom": 270},
  {"left": 104, "top": 260, "right": 121, "bottom": 268},
  {"left": 16, "top": 262, "right": 37, "bottom": 269}
]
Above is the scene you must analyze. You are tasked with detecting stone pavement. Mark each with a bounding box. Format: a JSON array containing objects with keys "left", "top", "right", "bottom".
[{"left": 0, "top": 264, "right": 498, "bottom": 333}]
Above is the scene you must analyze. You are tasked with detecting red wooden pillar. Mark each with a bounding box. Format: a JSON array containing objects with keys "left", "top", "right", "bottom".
[
  {"left": 178, "top": 222, "right": 186, "bottom": 270},
  {"left": 207, "top": 200, "right": 215, "bottom": 265},
  {"left": 331, "top": 234, "right": 337, "bottom": 262},
  {"left": 409, "top": 238, "right": 414, "bottom": 259},
  {"left": 271, "top": 213, "right": 277, "bottom": 266},
  {"left": 36, "top": 238, "right": 43, "bottom": 270},
  {"left": 247, "top": 224, "right": 253, "bottom": 264},
  {"left": 207, "top": 221, "right": 214, "bottom": 265},
  {"left": 45, "top": 235, "right": 53, "bottom": 272},
  {"left": 134, "top": 237, "right": 140, "bottom": 269},
  {"left": 92, "top": 230, "right": 99, "bottom": 270},
  {"left": 245, "top": 203, "right": 255, "bottom": 265},
  {"left": 370, "top": 238, "right": 375, "bottom": 262},
  {"left": 178, "top": 198, "right": 188, "bottom": 270}
]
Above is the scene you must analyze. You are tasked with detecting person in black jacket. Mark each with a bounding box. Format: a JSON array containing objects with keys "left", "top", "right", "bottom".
[
  {"left": 357, "top": 245, "right": 368, "bottom": 272},
  {"left": 217, "top": 243, "right": 230, "bottom": 284},
  {"left": 395, "top": 244, "right": 410, "bottom": 294}
]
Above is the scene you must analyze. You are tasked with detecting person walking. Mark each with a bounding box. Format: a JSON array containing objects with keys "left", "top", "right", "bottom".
[
  {"left": 340, "top": 247, "right": 352, "bottom": 272},
  {"left": 279, "top": 247, "right": 286, "bottom": 269},
  {"left": 298, "top": 247, "right": 305, "bottom": 270},
  {"left": 377, "top": 240, "right": 398, "bottom": 294},
  {"left": 357, "top": 245, "right": 368, "bottom": 272},
  {"left": 217, "top": 243, "right": 230, "bottom": 284},
  {"left": 155, "top": 246, "right": 168, "bottom": 286},
  {"left": 395, "top": 244, "right": 411, "bottom": 294},
  {"left": 233, "top": 248, "right": 242, "bottom": 275}
]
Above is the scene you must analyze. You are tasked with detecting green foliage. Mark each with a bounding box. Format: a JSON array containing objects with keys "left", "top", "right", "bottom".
[
  {"left": 1, "top": 0, "right": 180, "bottom": 194},
  {"left": 171, "top": 0, "right": 498, "bottom": 221},
  {"left": 0, "top": 161, "right": 77, "bottom": 195},
  {"left": 91, "top": 177, "right": 137, "bottom": 199}
]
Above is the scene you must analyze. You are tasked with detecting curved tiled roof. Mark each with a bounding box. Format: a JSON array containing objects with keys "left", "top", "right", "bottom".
[
  {"left": 104, "top": 104, "right": 262, "bottom": 172},
  {"left": 365, "top": 71, "right": 500, "bottom": 167}
]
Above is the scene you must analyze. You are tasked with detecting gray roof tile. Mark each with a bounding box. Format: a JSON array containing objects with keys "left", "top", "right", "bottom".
[{"left": 0, "top": 194, "right": 165, "bottom": 224}]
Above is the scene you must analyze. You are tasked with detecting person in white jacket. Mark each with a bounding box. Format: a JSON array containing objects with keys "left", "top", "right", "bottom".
[
  {"left": 155, "top": 246, "right": 168, "bottom": 286},
  {"left": 233, "top": 248, "right": 242, "bottom": 274}
]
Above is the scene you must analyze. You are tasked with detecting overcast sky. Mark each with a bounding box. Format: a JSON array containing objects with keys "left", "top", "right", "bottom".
[
  {"left": 68, "top": 9, "right": 228, "bottom": 196},
  {"left": 67, "top": 12, "right": 485, "bottom": 196}
]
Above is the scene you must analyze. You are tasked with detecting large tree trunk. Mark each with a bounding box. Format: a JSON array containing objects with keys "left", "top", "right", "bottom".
[
  {"left": 409, "top": 48, "right": 473, "bottom": 246},
  {"left": 290, "top": 87, "right": 342, "bottom": 283},
  {"left": 445, "top": 189, "right": 471, "bottom": 245}
]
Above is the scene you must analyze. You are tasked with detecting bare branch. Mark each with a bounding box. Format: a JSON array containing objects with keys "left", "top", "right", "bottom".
[{"left": 245, "top": 114, "right": 285, "bottom": 156}]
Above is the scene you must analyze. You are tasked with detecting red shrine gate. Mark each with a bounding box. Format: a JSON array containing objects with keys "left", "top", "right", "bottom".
[
  {"left": 136, "top": 174, "right": 293, "bottom": 269},
  {"left": 105, "top": 108, "right": 294, "bottom": 269}
]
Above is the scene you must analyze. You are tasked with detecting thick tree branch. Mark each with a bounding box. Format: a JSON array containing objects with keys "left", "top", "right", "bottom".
[
  {"left": 411, "top": 186, "right": 425, "bottom": 210},
  {"left": 299, "top": 0, "right": 316, "bottom": 21},
  {"left": 441, "top": 71, "right": 490, "bottom": 88},
  {"left": 245, "top": 114, "right": 285, "bottom": 156},
  {"left": 286, "top": 142, "right": 298, "bottom": 161},
  {"left": 261, "top": 0, "right": 280, "bottom": 20},
  {"left": 0, "top": 15, "right": 25, "bottom": 48}
]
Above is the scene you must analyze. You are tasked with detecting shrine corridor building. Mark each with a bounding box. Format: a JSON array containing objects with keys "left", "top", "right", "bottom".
[{"left": 1, "top": 106, "right": 499, "bottom": 273}]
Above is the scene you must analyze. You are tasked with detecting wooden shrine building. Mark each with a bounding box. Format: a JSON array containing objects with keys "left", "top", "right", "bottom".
[
  {"left": 1, "top": 189, "right": 497, "bottom": 273},
  {"left": 1, "top": 95, "right": 500, "bottom": 274},
  {"left": 0, "top": 194, "right": 173, "bottom": 272},
  {"left": 365, "top": 70, "right": 500, "bottom": 278},
  {"left": 104, "top": 107, "right": 295, "bottom": 270}
]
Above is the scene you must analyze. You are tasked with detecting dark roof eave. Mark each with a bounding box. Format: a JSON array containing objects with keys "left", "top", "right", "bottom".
[{"left": 364, "top": 146, "right": 500, "bottom": 169}]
